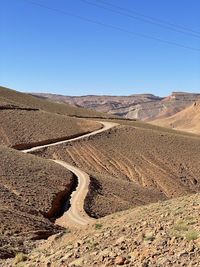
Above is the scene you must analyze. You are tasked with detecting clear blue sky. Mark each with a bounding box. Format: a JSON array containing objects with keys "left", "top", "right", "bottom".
[{"left": 1, "top": 0, "right": 200, "bottom": 96}]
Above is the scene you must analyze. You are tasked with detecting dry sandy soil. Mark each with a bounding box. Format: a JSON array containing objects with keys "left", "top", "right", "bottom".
[
  {"left": 0, "top": 109, "right": 101, "bottom": 148},
  {"left": 0, "top": 145, "right": 76, "bottom": 259},
  {"left": 152, "top": 101, "right": 200, "bottom": 134},
  {"left": 7, "top": 192, "right": 200, "bottom": 267},
  {"left": 32, "top": 120, "right": 200, "bottom": 218}
]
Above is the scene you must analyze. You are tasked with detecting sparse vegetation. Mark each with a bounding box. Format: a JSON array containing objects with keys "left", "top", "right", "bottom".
[
  {"left": 0, "top": 86, "right": 112, "bottom": 118},
  {"left": 185, "top": 230, "right": 199, "bottom": 241},
  {"left": 144, "top": 232, "right": 155, "bottom": 241},
  {"left": 94, "top": 223, "right": 103, "bottom": 230},
  {"left": 173, "top": 220, "right": 189, "bottom": 232},
  {"left": 14, "top": 253, "right": 27, "bottom": 264},
  {"left": 63, "top": 228, "right": 71, "bottom": 234}
]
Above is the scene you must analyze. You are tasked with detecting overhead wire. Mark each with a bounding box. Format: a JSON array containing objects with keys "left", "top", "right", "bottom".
[
  {"left": 80, "top": 0, "right": 200, "bottom": 39},
  {"left": 21, "top": 0, "right": 200, "bottom": 52},
  {"left": 96, "top": 0, "right": 200, "bottom": 36}
]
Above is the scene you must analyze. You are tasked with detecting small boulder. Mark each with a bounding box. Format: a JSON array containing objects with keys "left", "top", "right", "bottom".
[{"left": 114, "top": 256, "right": 126, "bottom": 265}]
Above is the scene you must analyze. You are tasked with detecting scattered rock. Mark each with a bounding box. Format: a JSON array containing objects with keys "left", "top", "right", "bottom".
[{"left": 114, "top": 256, "right": 126, "bottom": 265}]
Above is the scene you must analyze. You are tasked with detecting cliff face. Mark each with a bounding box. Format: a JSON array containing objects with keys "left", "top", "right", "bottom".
[{"left": 34, "top": 92, "right": 200, "bottom": 121}]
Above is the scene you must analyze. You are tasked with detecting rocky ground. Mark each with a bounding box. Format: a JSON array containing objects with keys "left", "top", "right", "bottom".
[
  {"left": 5, "top": 192, "right": 200, "bottom": 267},
  {"left": 0, "top": 146, "right": 76, "bottom": 259}
]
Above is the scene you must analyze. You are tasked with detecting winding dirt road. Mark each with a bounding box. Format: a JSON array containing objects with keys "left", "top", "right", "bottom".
[
  {"left": 22, "top": 121, "right": 117, "bottom": 153},
  {"left": 23, "top": 121, "right": 118, "bottom": 227},
  {"left": 54, "top": 160, "right": 94, "bottom": 227}
]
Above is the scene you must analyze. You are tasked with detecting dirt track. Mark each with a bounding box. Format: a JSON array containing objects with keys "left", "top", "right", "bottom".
[
  {"left": 22, "top": 121, "right": 118, "bottom": 152},
  {"left": 23, "top": 121, "right": 118, "bottom": 226},
  {"left": 54, "top": 160, "right": 94, "bottom": 227}
]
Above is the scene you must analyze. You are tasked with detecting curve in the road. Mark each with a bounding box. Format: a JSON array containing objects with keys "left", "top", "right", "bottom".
[
  {"left": 23, "top": 121, "right": 118, "bottom": 226},
  {"left": 53, "top": 160, "right": 94, "bottom": 227},
  {"left": 23, "top": 121, "right": 118, "bottom": 153}
]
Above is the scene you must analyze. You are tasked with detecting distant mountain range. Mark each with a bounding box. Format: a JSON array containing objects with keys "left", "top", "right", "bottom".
[{"left": 34, "top": 91, "right": 200, "bottom": 121}]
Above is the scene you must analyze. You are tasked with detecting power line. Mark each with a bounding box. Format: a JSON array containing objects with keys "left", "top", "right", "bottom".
[
  {"left": 97, "top": 0, "right": 200, "bottom": 36},
  {"left": 21, "top": 0, "right": 200, "bottom": 52},
  {"left": 80, "top": 0, "right": 200, "bottom": 39}
]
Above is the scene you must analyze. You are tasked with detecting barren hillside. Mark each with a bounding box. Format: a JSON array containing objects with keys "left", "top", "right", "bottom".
[
  {"left": 0, "top": 86, "right": 115, "bottom": 118},
  {"left": 0, "top": 86, "right": 107, "bottom": 148},
  {"left": 0, "top": 145, "right": 76, "bottom": 259},
  {"left": 0, "top": 109, "right": 101, "bottom": 148},
  {"left": 151, "top": 101, "right": 200, "bottom": 134}
]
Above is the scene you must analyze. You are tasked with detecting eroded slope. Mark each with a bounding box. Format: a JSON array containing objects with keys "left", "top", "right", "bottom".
[{"left": 0, "top": 146, "right": 75, "bottom": 259}]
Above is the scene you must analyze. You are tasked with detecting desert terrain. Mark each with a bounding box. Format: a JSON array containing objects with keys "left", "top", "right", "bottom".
[
  {"left": 1, "top": 86, "right": 200, "bottom": 266},
  {"left": 151, "top": 101, "right": 200, "bottom": 134},
  {"left": 32, "top": 119, "right": 200, "bottom": 218},
  {"left": 0, "top": 86, "right": 115, "bottom": 119},
  {"left": 35, "top": 91, "right": 200, "bottom": 120}
]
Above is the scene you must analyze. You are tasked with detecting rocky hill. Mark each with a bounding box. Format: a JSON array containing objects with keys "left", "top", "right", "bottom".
[{"left": 34, "top": 91, "right": 200, "bottom": 120}]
